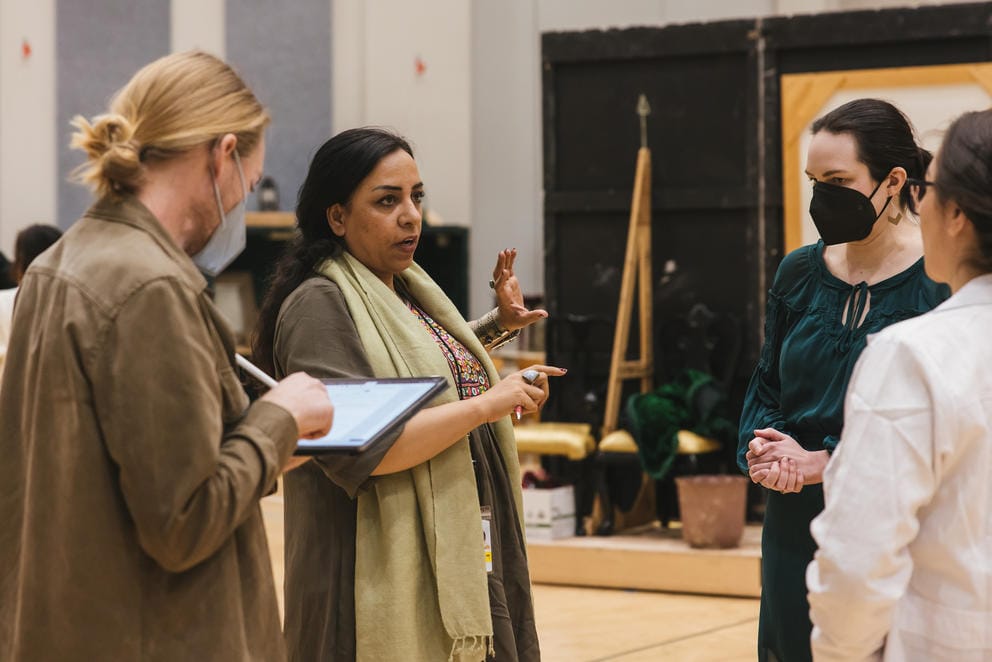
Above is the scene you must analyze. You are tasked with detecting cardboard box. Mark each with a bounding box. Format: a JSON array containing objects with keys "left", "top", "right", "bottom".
[{"left": 522, "top": 485, "right": 575, "bottom": 541}]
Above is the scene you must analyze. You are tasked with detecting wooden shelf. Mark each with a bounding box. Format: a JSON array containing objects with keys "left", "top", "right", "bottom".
[
  {"left": 246, "top": 211, "right": 295, "bottom": 229},
  {"left": 491, "top": 349, "right": 546, "bottom": 363}
]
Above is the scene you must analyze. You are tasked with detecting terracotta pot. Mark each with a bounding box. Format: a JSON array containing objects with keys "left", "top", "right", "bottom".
[{"left": 675, "top": 475, "right": 747, "bottom": 549}]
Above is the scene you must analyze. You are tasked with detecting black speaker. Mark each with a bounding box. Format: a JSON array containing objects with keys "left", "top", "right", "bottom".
[{"left": 416, "top": 226, "right": 469, "bottom": 317}]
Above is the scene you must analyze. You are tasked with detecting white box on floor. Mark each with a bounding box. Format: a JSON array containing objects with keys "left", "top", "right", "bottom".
[{"left": 522, "top": 485, "right": 575, "bottom": 541}]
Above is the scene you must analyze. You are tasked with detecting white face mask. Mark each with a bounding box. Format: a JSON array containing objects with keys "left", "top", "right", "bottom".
[{"left": 193, "top": 151, "right": 248, "bottom": 277}]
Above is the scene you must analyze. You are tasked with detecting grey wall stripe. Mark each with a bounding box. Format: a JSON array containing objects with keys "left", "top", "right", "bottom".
[
  {"left": 56, "top": 0, "right": 170, "bottom": 227},
  {"left": 226, "top": 0, "right": 332, "bottom": 212}
]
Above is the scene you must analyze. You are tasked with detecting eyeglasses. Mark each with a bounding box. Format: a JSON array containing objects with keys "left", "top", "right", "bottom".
[{"left": 906, "top": 178, "right": 937, "bottom": 205}]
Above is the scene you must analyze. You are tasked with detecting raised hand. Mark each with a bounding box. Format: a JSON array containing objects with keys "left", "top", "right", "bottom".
[{"left": 491, "top": 248, "right": 548, "bottom": 331}]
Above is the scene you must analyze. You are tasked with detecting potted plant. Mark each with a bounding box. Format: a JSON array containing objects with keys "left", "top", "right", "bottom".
[{"left": 626, "top": 367, "right": 746, "bottom": 549}]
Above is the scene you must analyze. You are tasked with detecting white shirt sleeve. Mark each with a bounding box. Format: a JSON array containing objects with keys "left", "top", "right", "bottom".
[
  {"left": 807, "top": 333, "right": 940, "bottom": 661},
  {"left": 0, "top": 287, "right": 18, "bottom": 380}
]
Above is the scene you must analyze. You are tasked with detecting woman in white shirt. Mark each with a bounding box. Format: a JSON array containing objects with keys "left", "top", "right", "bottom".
[
  {"left": 807, "top": 108, "right": 992, "bottom": 661},
  {"left": 0, "top": 224, "right": 62, "bottom": 374}
]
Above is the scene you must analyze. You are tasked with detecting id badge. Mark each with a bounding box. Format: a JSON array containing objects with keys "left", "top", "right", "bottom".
[{"left": 481, "top": 505, "right": 493, "bottom": 573}]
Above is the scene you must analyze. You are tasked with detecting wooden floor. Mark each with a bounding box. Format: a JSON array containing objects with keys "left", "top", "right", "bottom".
[{"left": 262, "top": 494, "right": 759, "bottom": 661}]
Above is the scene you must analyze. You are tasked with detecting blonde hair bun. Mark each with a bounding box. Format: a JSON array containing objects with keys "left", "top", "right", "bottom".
[
  {"left": 69, "top": 50, "right": 269, "bottom": 200},
  {"left": 70, "top": 113, "right": 143, "bottom": 197}
]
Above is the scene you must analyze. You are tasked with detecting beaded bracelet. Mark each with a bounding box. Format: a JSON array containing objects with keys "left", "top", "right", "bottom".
[{"left": 473, "top": 308, "right": 520, "bottom": 350}]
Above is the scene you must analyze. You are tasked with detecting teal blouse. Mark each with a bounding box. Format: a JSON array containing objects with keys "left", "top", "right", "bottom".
[
  {"left": 738, "top": 241, "right": 949, "bottom": 470},
  {"left": 738, "top": 241, "right": 948, "bottom": 662}
]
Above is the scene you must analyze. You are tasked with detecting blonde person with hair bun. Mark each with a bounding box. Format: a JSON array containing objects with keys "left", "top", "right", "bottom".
[{"left": 0, "top": 51, "right": 333, "bottom": 662}]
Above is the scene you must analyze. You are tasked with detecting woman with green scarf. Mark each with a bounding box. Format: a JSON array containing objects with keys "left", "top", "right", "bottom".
[{"left": 254, "top": 128, "right": 561, "bottom": 662}]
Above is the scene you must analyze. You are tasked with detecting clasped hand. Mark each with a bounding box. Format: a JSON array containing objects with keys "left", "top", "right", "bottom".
[{"left": 745, "top": 428, "right": 829, "bottom": 494}]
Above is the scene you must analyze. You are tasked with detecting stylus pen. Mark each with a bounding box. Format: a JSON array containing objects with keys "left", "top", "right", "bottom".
[{"left": 236, "top": 354, "right": 279, "bottom": 390}]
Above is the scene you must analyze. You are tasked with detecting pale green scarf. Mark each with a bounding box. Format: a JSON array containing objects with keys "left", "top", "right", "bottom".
[{"left": 317, "top": 252, "right": 524, "bottom": 662}]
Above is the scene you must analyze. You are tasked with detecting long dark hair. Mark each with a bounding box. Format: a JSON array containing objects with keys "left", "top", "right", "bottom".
[
  {"left": 252, "top": 127, "right": 414, "bottom": 373},
  {"left": 811, "top": 98, "right": 932, "bottom": 213},
  {"left": 934, "top": 109, "right": 992, "bottom": 274},
  {"left": 15, "top": 224, "right": 63, "bottom": 281}
]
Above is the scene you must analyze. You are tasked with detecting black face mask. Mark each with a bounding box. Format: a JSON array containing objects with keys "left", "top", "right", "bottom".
[{"left": 809, "top": 179, "right": 891, "bottom": 245}]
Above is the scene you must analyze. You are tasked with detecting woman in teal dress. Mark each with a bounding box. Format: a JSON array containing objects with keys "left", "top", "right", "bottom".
[{"left": 738, "top": 99, "right": 949, "bottom": 662}]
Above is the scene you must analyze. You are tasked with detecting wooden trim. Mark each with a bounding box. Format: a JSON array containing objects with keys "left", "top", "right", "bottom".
[
  {"left": 246, "top": 211, "right": 296, "bottom": 229},
  {"left": 780, "top": 73, "right": 844, "bottom": 255},
  {"left": 527, "top": 525, "right": 762, "bottom": 598},
  {"left": 781, "top": 62, "right": 992, "bottom": 254}
]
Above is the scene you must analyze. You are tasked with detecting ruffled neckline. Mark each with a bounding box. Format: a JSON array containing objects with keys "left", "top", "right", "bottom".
[{"left": 810, "top": 239, "right": 925, "bottom": 293}]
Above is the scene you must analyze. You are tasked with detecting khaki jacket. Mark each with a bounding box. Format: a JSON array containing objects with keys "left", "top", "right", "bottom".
[{"left": 0, "top": 196, "right": 297, "bottom": 661}]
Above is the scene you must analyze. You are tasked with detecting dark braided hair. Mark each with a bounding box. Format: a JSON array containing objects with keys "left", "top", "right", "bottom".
[{"left": 252, "top": 127, "right": 413, "bottom": 373}]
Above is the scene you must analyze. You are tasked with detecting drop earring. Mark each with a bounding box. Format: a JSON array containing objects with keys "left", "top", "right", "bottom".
[{"left": 888, "top": 211, "right": 903, "bottom": 225}]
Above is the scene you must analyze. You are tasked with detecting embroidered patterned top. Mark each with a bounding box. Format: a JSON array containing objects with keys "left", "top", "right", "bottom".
[{"left": 404, "top": 299, "right": 490, "bottom": 400}]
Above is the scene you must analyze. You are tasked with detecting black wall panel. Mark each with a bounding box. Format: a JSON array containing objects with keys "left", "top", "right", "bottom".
[
  {"left": 543, "top": 22, "right": 760, "bottom": 444},
  {"left": 542, "top": 2, "right": 992, "bottom": 464},
  {"left": 552, "top": 55, "right": 750, "bottom": 191}
]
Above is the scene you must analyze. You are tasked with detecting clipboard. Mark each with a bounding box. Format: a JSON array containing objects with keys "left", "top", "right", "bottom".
[{"left": 294, "top": 376, "right": 448, "bottom": 455}]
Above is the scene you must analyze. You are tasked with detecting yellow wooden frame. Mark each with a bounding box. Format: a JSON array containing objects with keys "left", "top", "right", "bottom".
[{"left": 781, "top": 62, "right": 992, "bottom": 254}]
